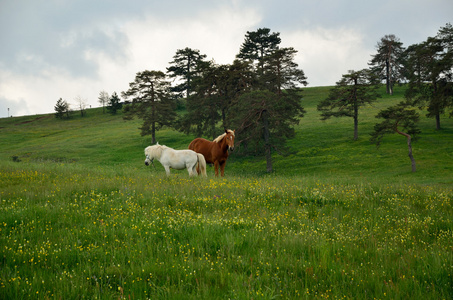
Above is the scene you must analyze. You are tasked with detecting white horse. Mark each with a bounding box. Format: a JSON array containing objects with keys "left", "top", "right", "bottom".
[{"left": 144, "top": 143, "right": 207, "bottom": 177}]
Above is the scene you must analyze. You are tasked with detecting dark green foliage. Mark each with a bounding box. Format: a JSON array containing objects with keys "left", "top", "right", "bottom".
[
  {"left": 177, "top": 59, "right": 255, "bottom": 139},
  {"left": 176, "top": 62, "right": 225, "bottom": 139},
  {"left": 230, "top": 28, "right": 308, "bottom": 172},
  {"left": 369, "top": 34, "right": 405, "bottom": 95},
  {"left": 236, "top": 28, "right": 281, "bottom": 89},
  {"left": 371, "top": 101, "right": 421, "bottom": 147},
  {"left": 54, "top": 98, "right": 70, "bottom": 119},
  {"left": 231, "top": 90, "right": 305, "bottom": 172},
  {"left": 263, "top": 47, "right": 308, "bottom": 93},
  {"left": 167, "top": 47, "right": 208, "bottom": 99},
  {"left": 172, "top": 28, "right": 307, "bottom": 173},
  {"left": 106, "top": 92, "right": 122, "bottom": 115},
  {"left": 122, "top": 70, "right": 177, "bottom": 143},
  {"left": 371, "top": 100, "right": 421, "bottom": 172},
  {"left": 11, "top": 155, "right": 21, "bottom": 162},
  {"left": 317, "top": 69, "right": 381, "bottom": 140},
  {"left": 237, "top": 28, "right": 281, "bottom": 62},
  {"left": 403, "top": 23, "right": 453, "bottom": 130}
]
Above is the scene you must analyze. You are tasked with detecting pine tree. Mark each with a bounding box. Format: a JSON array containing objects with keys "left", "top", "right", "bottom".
[
  {"left": 369, "top": 34, "right": 405, "bottom": 95},
  {"left": 54, "top": 98, "right": 69, "bottom": 119},
  {"left": 317, "top": 69, "right": 381, "bottom": 140},
  {"left": 263, "top": 47, "right": 308, "bottom": 94},
  {"left": 236, "top": 28, "right": 281, "bottom": 88},
  {"left": 231, "top": 90, "right": 305, "bottom": 173},
  {"left": 122, "top": 70, "right": 176, "bottom": 144},
  {"left": 107, "top": 92, "right": 122, "bottom": 115},
  {"left": 177, "top": 60, "right": 254, "bottom": 139},
  {"left": 371, "top": 101, "right": 421, "bottom": 172},
  {"left": 403, "top": 34, "right": 452, "bottom": 130},
  {"left": 167, "top": 47, "right": 208, "bottom": 99}
]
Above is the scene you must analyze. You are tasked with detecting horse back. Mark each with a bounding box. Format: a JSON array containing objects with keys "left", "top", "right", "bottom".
[{"left": 189, "top": 138, "right": 214, "bottom": 163}]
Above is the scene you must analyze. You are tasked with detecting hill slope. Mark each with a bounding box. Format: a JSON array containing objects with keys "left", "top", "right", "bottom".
[{"left": 1, "top": 86, "right": 452, "bottom": 184}]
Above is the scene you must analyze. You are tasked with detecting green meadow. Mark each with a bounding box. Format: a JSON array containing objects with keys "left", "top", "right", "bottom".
[{"left": 1, "top": 86, "right": 452, "bottom": 299}]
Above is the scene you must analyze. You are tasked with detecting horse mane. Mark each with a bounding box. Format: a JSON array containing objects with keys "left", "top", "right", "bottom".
[
  {"left": 213, "top": 130, "right": 235, "bottom": 143},
  {"left": 145, "top": 143, "right": 167, "bottom": 159}
]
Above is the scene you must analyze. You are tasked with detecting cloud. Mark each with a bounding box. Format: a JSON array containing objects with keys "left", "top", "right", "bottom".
[
  {"left": 1, "top": 0, "right": 452, "bottom": 118},
  {"left": 122, "top": 4, "right": 260, "bottom": 70},
  {"left": 0, "top": 96, "right": 28, "bottom": 119},
  {"left": 284, "top": 27, "right": 372, "bottom": 86},
  {"left": 0, "top": 4, "right": 129, "bottom": 79},
  {"left": 0, "top": 2, "right": 261, "bottom": 117}
]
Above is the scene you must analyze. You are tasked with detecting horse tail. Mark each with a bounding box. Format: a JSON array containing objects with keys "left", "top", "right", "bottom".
[{"left": 196, "top": 153, "right": 207, "bottom": 177}]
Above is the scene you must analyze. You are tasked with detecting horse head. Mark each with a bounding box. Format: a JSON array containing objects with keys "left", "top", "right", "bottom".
[
  {"left": 144, "top": 154, "right": 153, "bottom": 166},
  {"left": 224, "top": 129, "right": 235, "bottom": 152},
  {"left": 144, "top": 144, "right": 163, "bottom": 166}
]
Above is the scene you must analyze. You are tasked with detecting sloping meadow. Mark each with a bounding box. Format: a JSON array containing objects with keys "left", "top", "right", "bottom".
[
  {"left": 1, "top": 163, "right": 452, "bottom": 299},
  {"left": 1, "top": 86, "right": 453, "bottom": 298}
]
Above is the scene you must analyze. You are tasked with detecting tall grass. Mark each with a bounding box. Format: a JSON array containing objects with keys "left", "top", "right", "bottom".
[{"left": 1, "top": 162, "right": 452, "bottom": 299}]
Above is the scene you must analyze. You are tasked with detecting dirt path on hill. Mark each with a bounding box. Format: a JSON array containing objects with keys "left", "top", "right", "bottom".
[{"left": 14, "top": 116, "right": 51, "bottom": 125}]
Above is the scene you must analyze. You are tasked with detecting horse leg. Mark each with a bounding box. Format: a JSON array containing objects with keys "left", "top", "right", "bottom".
[
  {"left": 196, "top": 164, "right": 200, "bottom": 174},
  {"left": 214, "top": 161, "right": 220, "bottom": 177},
  {"left": 188, "top": 164, "right": 196, "bottom": 177},
  {"left": 164, "top": 166, "right": 171, "bottom": 176},
  {"left": 187, "top": 161, "right": 199, "bottom": 177},
  {"left": 220, "top": 161, "right": 226, "bottom": 177},
  {"left": 193, "top": 165, "right": 199, "bottom": 176}
]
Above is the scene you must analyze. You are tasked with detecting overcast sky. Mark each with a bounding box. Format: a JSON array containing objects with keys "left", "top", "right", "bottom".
[{"left": 1, "top": 0, "right": 452, "bottom": 118}]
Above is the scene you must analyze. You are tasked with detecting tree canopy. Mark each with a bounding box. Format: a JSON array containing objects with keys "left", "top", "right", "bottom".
[
  {"left": 317, "top": 69, "right": 381, "bottom": 140},
  {"left": 369, "top": 34, "right": 405, "bottom": 95},
  {"left": 122, "top": 70, "right": 177, "bottom": 144},
  {"left": 107, "top": 92, "right": 122, "bottom": 115},
  {"left": 167, "top": 47, "right": 208, "bottom": 99},
  {"left": 116, "top": 23, "right": 452, "bottom": 173},
  {"left": 54, "top": 98, "right": 70, "bottom": 119},
  {"left": 371, "top": 101, "right": 421, "bottom": 172},
  {"left": 403, "top": 23, "right": 453, "bottom": 130},
  {"left": 231, "top": 90, "right": 305, "bottom": 172},
  {"left": 236, "top": 27, "right": 281, "bottom": 87}
]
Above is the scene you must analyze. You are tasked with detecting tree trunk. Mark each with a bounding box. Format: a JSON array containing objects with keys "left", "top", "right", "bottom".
[
  {"left": 396, "top": 128, "right": 416, "bottom": 172},
  {"left": 262, "top": 109, "right": 272, "bottom": 173},
  {"left": 152, "top": 124, "right": 156, "bottom": 144},
  {"left": 435, "top": 113, "right": 441, "bottom": 130},
  {"left": 187, "top": 56, "right": 191, "bottom": 99},
  {"left": 353, "top": 81, "right": 359, "bottom": 140},
  {"left": 353, "top": 101, "right": 359, "bottom": 141},
  {"left": 433, "top": 79, "right": 441, "bottom": 130},
  {"left": 386, "top": 59, "right": 391, "bottom": 95},
  {"left": 408, "top": 137, "right": 416, "bottom": 173},
  {"left": 151, "top": 104, "right": 156, "bottom": 144},
  {"left": 151, "top": 84, "right": 156, "bottom": 144}
]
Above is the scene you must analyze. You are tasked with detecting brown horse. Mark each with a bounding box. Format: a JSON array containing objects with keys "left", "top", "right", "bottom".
[{"left": 188, "top": 129, "right": 235, "bottom": 177}]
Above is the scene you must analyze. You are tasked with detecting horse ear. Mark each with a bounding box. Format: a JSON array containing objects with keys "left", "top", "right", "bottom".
[{"left": 224, "top": 129, "right": 228, "bottom": 134}]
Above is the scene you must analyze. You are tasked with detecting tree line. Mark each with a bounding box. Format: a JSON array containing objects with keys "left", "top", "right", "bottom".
[
  {"left": 55, "top": 24, "right": 452, "bottom": 172},
  {"left": 318, "top": 23, "right": 452, "bottom": 172},
  {"left": 54, "top": 92, "right": 122, "bottom": 119},
  {"left": 121, "top": 28, "right": 308, "bottom": 172}
]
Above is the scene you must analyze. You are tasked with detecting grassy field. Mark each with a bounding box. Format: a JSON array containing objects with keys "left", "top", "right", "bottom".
[{"left": 1, "top": 86, "right": 452, "bottom": 299}]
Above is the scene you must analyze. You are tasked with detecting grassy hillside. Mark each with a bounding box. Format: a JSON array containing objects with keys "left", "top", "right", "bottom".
[
  {"left": 1, "top": 86, "right": 453, "bottom": 299},
  {"left": 1, "top": 85, "right": 452, "bottom": 184}
]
